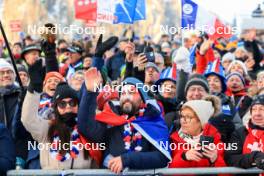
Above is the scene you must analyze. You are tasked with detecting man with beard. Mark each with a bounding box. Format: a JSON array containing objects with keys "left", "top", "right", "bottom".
[{"left": 78, "top": 68, "right": 171, "bottom": 174}]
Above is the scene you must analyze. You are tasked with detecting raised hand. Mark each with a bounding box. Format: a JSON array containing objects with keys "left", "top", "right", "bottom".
[
  {"left": 95, "top": 34, "right": 119, "bottom": 58},
  {"left": 124, "top": 42, "right": 135, "bottom": 63},
  {"left": 199, "top": 39, "right": 213, "bottom": 55},
  {"left": 84, "top": 67, "right": 103, "bottom": 92}
]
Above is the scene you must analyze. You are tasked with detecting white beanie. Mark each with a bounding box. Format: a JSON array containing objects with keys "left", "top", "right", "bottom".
[
  {"left": 0, "top": 59, "right": 14, "bottom": 73},
  {"left": 222, "top": 52, "right": 235, "bottom": 63},
  {"left": 182, "top": 95, "right": 221, "bottom": 127},
  {"left": 227, "top": 60, "right": 248, "bottom": 76}
]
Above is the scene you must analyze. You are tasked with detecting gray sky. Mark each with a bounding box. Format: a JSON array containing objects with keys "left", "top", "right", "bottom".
[{"left": 194, "top": 0, "right": 262, "bottom": 23}]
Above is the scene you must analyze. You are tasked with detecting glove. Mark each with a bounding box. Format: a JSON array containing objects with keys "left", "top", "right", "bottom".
[
  {"left": 41, "top": 39, "right": 59, "bottom": 72},
  {"left": 95, "top": 34, "right": 119, "bottom": 57},
  {"left": 41, "top": 39, "right": 56, "bottom": 56},
  {"left": 255, "top": 152, "right": 264, "bottom": 170},
  {"left": 28, "top": 59, "right": 46, "bottom": 93}
]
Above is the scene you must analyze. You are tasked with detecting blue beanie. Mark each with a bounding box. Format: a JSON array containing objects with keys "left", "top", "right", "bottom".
[
  {"left": 226, "top": 72, "right": 245, "bottom": 86},
  {"left": 122, "top": 77, "right": 149, "bottom": 103}
]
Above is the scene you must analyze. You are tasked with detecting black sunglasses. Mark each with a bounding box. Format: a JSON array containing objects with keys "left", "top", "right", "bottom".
[{"left": 57, "top": 99, "right": 78, "bottom": 109}]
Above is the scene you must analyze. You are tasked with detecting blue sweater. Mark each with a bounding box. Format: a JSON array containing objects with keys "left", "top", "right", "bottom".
[{"left": 77, "top": 86, "right": 169, "bottom": 169}]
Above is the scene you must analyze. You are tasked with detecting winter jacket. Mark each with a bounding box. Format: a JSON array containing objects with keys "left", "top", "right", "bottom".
[
  {"left": 208, "top": 92, "right": 242, "bottom": 143},
  {"left": 0, "top": 123, "right": 15, "bottom": 175},
  {"left": 0, "top": 84, "right": 20, "bottom": 131},
  {"left": 77, "top": 85, "right": 170, "bottom": 169},
  {"left": 105, "top": 51, "right": 126, "bottom": 81},
  {"left": 169, "top": 124, "right": 227, "bottom": 176},
  {"left": 225, "top": 89, "right": 252, "bottom": 119},
  {"left": 21, "top": 91, "right": 98, "bottom": 169},
  {"left": 225, "top": 122, "right": 264, "bottom": 176},
  {"left": 195, "top": 48, "right": 215, "bottom": 74}
]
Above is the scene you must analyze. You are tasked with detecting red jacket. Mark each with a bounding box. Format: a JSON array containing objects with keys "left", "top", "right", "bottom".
[
  {"left": 169, "top": 124, "right": 228, "bottom": 176},
  {"left": 195, "top": 48, "right": 215, "bottom": 74}
]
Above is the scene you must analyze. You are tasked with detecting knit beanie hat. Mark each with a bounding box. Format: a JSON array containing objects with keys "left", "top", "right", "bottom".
[
  {"left": 226, "top": 72, "right": 246, "bottom": 86},
  {"left": 52, "top": 82, "right": 79, "bottom": 103},
  {"left": 43, "top": 72, "right": 65, "bottom": 86},
  {"left": 227, "top": 60, "right": 248, "bottom": 76},
  {"left": 222, "top": 52, "right": 235, "bottom": 63},
  {"left": 182, "top": 95, "right": 221, "bottom": 127},
  {"left": 250, "top": 94, "right": 264, "bottom": 113},
  {"left": 185, "top": 74, "right": 210, "bottom": 94},
  {"left": 17, "top": 64, "right": 28, "bottom": 75},
  {"left": 0, "top": 58, "right": 14, "bottom": 73},
  {"left": 122, "top": 77, "right": 149, "bottom": 103}
]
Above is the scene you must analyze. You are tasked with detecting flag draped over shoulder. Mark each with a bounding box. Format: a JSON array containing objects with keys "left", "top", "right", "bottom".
[{"left": 95, "top": 103, "right": 171, "bottom": 161}]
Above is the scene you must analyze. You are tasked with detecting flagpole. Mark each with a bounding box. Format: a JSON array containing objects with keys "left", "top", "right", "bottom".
[{"left": 0, "top": 20, "right": 24, "bottom": 90}]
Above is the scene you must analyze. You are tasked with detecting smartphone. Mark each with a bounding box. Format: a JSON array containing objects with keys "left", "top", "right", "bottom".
[
  {"left": 199, "top": 135, "right": 214, "bottom": 153},
  {"left": 145, "top": 52, "right": 155, "bottom": 62}
]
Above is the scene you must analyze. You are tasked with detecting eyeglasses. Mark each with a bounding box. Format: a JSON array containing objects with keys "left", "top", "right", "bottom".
[
  {"left": 57, "top": 99, "right": 78, "bottom": 109},
  {"left": 0, "top": 70, "right": 13, "bottom": 76},
  {"left": 179, "top": 114, "right": 194, "bottom": 123}
]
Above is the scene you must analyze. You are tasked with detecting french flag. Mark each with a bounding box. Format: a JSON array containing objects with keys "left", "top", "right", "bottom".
[{"left": 181, "top": 0, "right": 232, "bottom": 39}]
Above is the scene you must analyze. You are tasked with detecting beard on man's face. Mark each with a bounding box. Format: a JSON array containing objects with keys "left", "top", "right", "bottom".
[{"left": 120, "top": 100, "right": 139, "bottom": 116}]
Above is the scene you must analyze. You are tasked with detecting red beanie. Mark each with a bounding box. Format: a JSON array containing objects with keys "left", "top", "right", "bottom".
[
  {"left": 43, "top": 71, "right": 65, "bottom": 85},
  {"left": 96, "top": 89, "right": 119, "bottom": 111}
]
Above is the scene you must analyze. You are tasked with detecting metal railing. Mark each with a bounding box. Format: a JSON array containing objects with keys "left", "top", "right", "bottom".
[{"left": 7, "top": 167, "right": 264, "bottom": 176}]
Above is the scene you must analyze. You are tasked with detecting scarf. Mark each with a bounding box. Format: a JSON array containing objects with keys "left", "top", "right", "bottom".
[
  {"left": 178, "top": 128, "right": 202, "bottom": 148},
  {"left": 49, "top": 125, "right": 102, "bottom": 165}
]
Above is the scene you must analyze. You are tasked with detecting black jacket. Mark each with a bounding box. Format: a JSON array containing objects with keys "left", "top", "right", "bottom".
[{"left": 0, "top": 84, "right": 20, "bottom": 131}]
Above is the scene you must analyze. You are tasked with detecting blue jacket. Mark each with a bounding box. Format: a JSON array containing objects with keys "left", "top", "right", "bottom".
[
  {"left": 0, "top": 123, "right": 15, "bottom": 175},
  {"left": 105, "top": 51, "right": 125, "bottom": 81}
]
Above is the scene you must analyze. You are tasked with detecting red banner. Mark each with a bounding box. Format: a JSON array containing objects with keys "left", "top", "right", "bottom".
[{"left": 74, "top": 0, "right": 97, "bottom": 22}]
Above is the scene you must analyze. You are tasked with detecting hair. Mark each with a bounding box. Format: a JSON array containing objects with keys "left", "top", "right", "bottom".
[
  {"left": 13, "top": 42, "right": 22, "bottom": 48},
  {"left": 57, "top": 39, "right": 67, "bottom": 46},
  {"left": 258, "top": 87, "right": 264, "bottom": 95},
  {"left": 47, "top": 102, "right": 89, "bottom": 159}
]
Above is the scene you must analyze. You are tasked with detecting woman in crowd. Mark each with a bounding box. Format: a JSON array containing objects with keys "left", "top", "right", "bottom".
[
  {"left": 21, "top": 59, "right": 101, "bottom": 169},
  {"left": 169, "top": 95, "right": 228, "bottom": 171}
]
